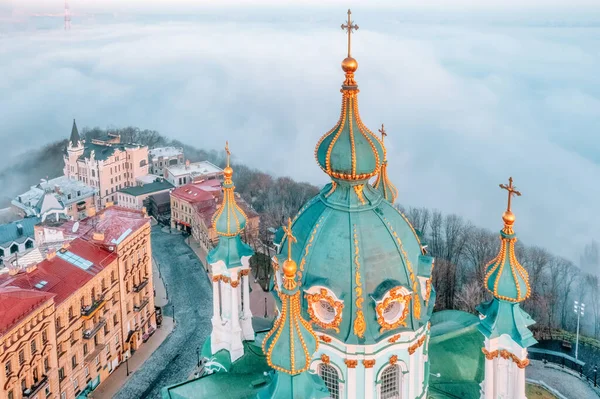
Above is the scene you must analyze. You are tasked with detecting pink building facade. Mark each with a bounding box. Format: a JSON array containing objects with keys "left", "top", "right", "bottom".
[{"left": 64, "top": 120, "right": 149, "bottom": 208}]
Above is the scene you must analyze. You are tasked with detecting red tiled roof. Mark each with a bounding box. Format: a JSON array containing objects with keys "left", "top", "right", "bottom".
[
  {"left": 0, "top": 287, "right": 55, "bottom": 336},
  {"left": 0, "top": 238, "right": 117, "bottom": 306},
  {"left": 54, "top": 206, "right": 149, "bottom": 247},
  {"left": 171, "top": 182, "right": 220, "bottom": 204}
]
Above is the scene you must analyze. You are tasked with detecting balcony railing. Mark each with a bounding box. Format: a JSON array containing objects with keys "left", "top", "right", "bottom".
[
  {"left": 134, "top": 298, "right": 149, "bottom": 312},
  {"left": 83, "top": 318, "right": 106, "bottom": 340},
  {"left": 133, "top": 278, "right": 149, "bottom": 293},
  {"left": 81, "top": 296, "right": 106, "bottom": 319},
  {"left": 23, "top": 374, "right": 48, "bottom": 398}
]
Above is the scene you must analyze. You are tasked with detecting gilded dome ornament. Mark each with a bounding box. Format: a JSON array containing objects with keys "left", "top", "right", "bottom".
[
  {"left": 483, "top": 177, "right": 531, "bottom": 302},
  {"left": 373, "top": 124, "right": 399, "bottom": 203}
]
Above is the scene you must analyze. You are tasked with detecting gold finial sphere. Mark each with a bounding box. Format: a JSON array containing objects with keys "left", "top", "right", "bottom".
[
  {"left": 342, "top": 56, "right": 358, "bottom": 73},
  {"left": 502, "top": 210, "right": 515, "bottom": 226},
  {"left": 282, "top": 258, "right": 297, "bottom": 279},
  {"left": 224, "top": 166, "right": 233, "bottom": 179}
]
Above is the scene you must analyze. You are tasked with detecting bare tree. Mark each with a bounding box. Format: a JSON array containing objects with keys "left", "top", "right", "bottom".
[{"left": 456, "top": 280, "right": 485, "bottom": 314}]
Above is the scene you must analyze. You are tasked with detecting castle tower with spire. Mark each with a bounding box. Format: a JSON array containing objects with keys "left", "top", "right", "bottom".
[
  {"left": 207, "top": 142, "right": 255, "bottom": 362},
  {"left": 64, "top": 119, "right": 84, "bottom": 179},
  {"left": 476, "top": 177, "right": 537, "bottom": 399}
]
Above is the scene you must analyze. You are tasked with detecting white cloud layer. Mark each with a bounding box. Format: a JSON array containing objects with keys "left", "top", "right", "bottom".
[{"left": 1, "top": 9, "right": 599, "bottom": 261}]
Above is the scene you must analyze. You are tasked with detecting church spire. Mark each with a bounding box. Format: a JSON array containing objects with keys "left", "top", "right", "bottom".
[
  {"left": 483, "top": 177, "right": 530, "bottom": 302},
  {"left": 372, "top": 124, "right": 398, "bottom": 203},
  {"left": 314, "top": 10, "right": 385, "bottom": 182}
]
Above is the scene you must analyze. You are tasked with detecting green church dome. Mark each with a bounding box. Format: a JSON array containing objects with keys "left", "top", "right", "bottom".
[
  {"left": 212, "top": 143, "right": 247, "bottom": 237},
  {"left": 276, "top": 179, "right": 433, "bottom": 345}
]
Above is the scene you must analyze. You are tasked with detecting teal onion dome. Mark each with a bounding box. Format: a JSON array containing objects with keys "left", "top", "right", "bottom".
[
  {"left": 262, "top": 254, "right": 318, "bottom": 375},
  {"left": 373, "top": 161, "right": 398, "bottom": 204},
  {"left": 212, "top": 166, "right": 247, "bottom": 236},
  {"left": 277, "top": 180, "right": 433, "bottom": 345},
  {"left": 484, "top": 211, "right": 530, "bottom": 302},
  {"left": 314, "top": 65, "right": 385, "bottom": 181}
]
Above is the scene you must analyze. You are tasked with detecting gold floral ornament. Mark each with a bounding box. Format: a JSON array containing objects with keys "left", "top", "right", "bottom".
[
  {"left": 353, "top": 225, "right": 366, "bottom": 338},
  {"left": 305, "top": 288, "right": 344, "bottom": 333},
  {"left": 481, "top": 348, "right": 530, "bottom": 369},
  {"left": 376, "top": 287, "right": 412, "bottom": 333},
  {"left": 408, "top": 335, "right": 426, "bottom": 355}
]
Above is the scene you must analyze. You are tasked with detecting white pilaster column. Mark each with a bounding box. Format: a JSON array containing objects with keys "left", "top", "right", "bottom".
[
  {"left": 231, "top": 281, "right": 241, "bottom": 331},
  {"left": 516, "top": 365, "right": 526, "bottom": 399},
  {"left": 212, "top": 278, "right": 221, "bottom": 320},
  {"left": 221, "top": 280, "right": 231, "bottom": 320},
  {"left": 243, "top": 274, "right": 251, "bottom": 317},
  {"left": 483, "top": 357, "right": 494, "bottom": 399},
  {"left": 364, "top": 363, "right": 374, "bottom": 399},
  {"left": 346, "top": 366, "right": 356, "bottom": 399},
  {"left": 409, "top": 351, "right": 416, "bottom": 399}
]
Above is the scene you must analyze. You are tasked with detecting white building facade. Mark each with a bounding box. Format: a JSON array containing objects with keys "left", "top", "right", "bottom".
[
  {"left": 164, "top": 160, "right": 223, "bottom": 187},
  {"left": 149, "top": 147, "right": 184, "bottom": 176}
]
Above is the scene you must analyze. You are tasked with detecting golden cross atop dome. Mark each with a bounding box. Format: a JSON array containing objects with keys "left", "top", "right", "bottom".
[
  {"left": 499, "top": 177, "right": 521, "bottom": 213},
  {"left": 282, "top": 217, "right": 297, "bottom": 261},
  {"left": 225, "top": 141, "right": 231, "bottom": 167},
  {"left": 341, "top": 9, "right": 359, "bottom": 58},
  {"left": 378, "top": 123, "right": 387, "bottom": 142}
]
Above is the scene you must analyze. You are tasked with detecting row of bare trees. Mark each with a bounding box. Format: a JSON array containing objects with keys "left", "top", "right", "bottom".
[{"left": 401, "top": 206, "right": 600, "bottom": 340}]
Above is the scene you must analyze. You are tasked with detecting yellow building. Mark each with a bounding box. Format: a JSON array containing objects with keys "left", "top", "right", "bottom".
[{"left": 0, "top": 205, "right": 157, "bottom": 399}]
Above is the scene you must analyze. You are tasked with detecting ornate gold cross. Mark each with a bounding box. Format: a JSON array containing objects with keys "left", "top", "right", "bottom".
[
  {"left": 282, "top": 217, "right": 297, "bottom": 261},
  {"left": 378, "top": 123, "right": 387, "bottom": 142},
  {"left": 341, "top": 9, "right": 359, "bottom": 57},
  {"left": 499, "top": 177, "right": 521, "bottom": 212},
  {"left": 225, "top": 141, "right": 231, "bottom": 167}
]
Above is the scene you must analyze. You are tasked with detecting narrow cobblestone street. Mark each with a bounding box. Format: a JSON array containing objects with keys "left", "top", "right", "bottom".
[{"left": 112, "top": 226, "right": 213, "bottom": 399}]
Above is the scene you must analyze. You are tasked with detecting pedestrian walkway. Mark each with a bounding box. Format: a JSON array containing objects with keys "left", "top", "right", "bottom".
[
  {"left": 153, "top": 256, "right": 169, "bottom": 307},
  {"left": 527, "top": 359, "right": 599, "bottom": 398},
  {"left": 92, "top": 316, "right": 174, "bottom": 399},
  {"left": 186, "top": 239, "right": 275, "bottom": 319}
]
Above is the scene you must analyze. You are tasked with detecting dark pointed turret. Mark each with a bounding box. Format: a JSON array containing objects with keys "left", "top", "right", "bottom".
[{"left": 69, "top": 119, "right": 81, "bottom": 147}]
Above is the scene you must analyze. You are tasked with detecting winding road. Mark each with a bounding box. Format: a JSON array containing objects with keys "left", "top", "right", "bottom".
[{"left": 114, "top": 226, "right": 212, "bottom": 399}]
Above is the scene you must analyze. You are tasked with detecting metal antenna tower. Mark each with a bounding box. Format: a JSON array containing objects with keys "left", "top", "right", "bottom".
[{"left": 64, "top": 0, "right": 71, "bottom": 30}]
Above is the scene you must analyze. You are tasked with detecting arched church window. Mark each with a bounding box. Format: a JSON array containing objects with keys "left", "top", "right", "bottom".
[
  {"left": 380, "top": 364, "right": 401, "bottom": 399},
  {"left": 318, "top": 363, "right": 340, "bottom": 399}
]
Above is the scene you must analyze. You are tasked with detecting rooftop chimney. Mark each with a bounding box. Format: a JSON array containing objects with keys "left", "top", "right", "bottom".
[
  {"left": 93, "top": 232, "right": 105, "bottom": 241},
  {"left": 25, "top": 264, "right": 37, "bottom": 274},
  {"left": 16, "top": 224, "right": 23, "bottom": 236},
  {"left": 46, "top": 250, "right": 56, "bottom": 260}
]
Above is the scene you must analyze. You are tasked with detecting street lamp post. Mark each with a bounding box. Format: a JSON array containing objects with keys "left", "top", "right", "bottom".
[
  {"left": 594, "top": 365, "right": 597, "bottom": 387},
  {"left": 125, "top": 354, "right": 130, "bottom": 376},
  {"left": 197, "top": 347, "right": 201, "bottom": 368},
  {"left": 574, "top": 300, "right": 585, "bottom": 360}
]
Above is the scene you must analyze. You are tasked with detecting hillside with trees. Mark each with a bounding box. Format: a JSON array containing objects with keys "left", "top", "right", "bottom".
[{"left": 2, "top": 126, "right": 598, "bottom": 347}]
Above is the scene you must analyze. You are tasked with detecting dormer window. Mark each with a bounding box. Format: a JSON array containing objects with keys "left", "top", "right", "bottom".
[
  {"left": 305, "top": 286, "right": 343, "bottom": 333},
  {"left": 375, "top": 286, "right": 412, "bottom": 332}
]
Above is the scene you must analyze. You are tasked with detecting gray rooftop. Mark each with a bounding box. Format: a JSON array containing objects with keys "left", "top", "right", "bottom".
[{"left": 118, "top": 180, "right": 174, "bottom": 197}]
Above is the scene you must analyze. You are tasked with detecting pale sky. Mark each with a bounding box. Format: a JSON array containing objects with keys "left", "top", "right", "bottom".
[{"left": 0, "top": 3, "right": 599, "bottom": 263}]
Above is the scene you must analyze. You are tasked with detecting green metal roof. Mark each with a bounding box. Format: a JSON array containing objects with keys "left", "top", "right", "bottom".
[
  {"left": 428, "top": 310, "right": 486, "bottom": 399},
  {"left": 118, "top": 180, "right": 174, "bottom": 196},
  {"left": 476, "top": 299, "right": 537, "bottom": 348},
  {"left": 0, "top": 217, "right": 40, "bottom": 248},
  {"left": 161, "top": 340, "right": 272, "bottom": 399},
  {"left": 207, "top": 235, "right": 253, "bottom": 269},
  {"left": 80, "top": 142, "right": 139, "bottom": 161}
]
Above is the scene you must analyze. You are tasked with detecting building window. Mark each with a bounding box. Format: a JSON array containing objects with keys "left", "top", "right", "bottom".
[
  {"left": 8, "top": 390, "right": 13, "bottom": 399},
  {"left": 68, "top": 306, "right": 74, "bottom": 320},
  {"left": 42, "top": 329, "right": 48, "bottom": 344},
  {"left": 30, "top": 340, "right": 37, "bottom": 354},
  {"left": 95, "top": 356, "right": 100, "bottom": 366},
  {"left": 380, "top": 364, "right": 401, "bottom": 399},
  {"left": 113, "top": 314, "right": 119, "bottom": 326},
  {"left": 61, "top": 392, "right": 66, "bottom": 399},
  {"left": 71, "top": 354, "right": 77, "bottom": 368},
  {"left": 45, "top": 386, "right": 51, "bottom": 397},
  {"left": 83, "top": 343, "right": 88, "bottom": 355},
  {"left": 5, "top": 360, "right": 11, "bottom": 377},
  {"left": 18, "top": 349, "right": 24, "bottom": 365},
  {"left": 84, "top": 367, "right": 89, "bottom": 377},
  {"left": 44, "top": 357, "right": 50, "bottom": 372},
  {"left": 25, "top": 239, "right": 33, "bottom": 249},
  {"left": 73, "top": 378, "right": 78, "bottom": 390},
  {"left": 59, "top": 367, "right": 65, "bottom": 381},
  {"left": 318, "top": 363, "right": 340, "bottom": 399},
  {"left": 10, "top": 243, "right": 18, "bottom": 254}
]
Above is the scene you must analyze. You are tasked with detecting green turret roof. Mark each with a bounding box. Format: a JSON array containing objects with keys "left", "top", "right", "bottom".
[
  {"left": 372, "top": 125, "right": 398, "bottom": 203},
  {"left": 207, "top": 235, "right": 253, "bottom": 269},
  {"left": 212, "top": 161, "right": 247, "bottom": 237},
  {"left": 478, "top": 179, "right": 536, "bottom": 348},
  {"left": 259, "top": 229, "right": 329, "bottom": 398}
]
